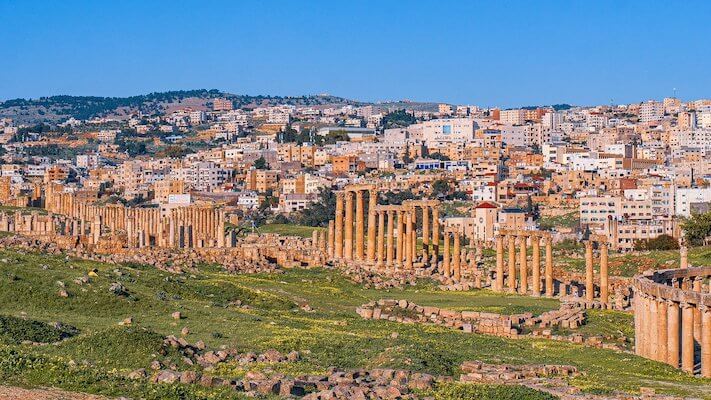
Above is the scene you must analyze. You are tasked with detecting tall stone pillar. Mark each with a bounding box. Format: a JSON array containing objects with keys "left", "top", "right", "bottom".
[
  {"left": 680, "top": 244, "right": 688, "bottom": 269},
  {"left": 693, "top": 278, "right": 702, "bottom": 343},
  {"left": 386, "top": 211, "right": 394, "bottom": 267},
  {"left": 396, "top": 211, "right": 404, "bottom": 266},
  {"left": 376, "top": 211, "right": 385, "bottom": 268},
  {"left": 344, "top": 191, "right": 354, "bottom": 260},
  {"left": 334, "top": 192, "right": 344, "bottom": 259},
  {"left": 409, "top": 209, "right": 416, "bottom": 262},
  {"left": 657, "top": 297, "right": 668, "bottom": 363},
  {"left": 545, "top": 237, "right": 554, "bottom": 297},
  {"left": 585, "top": 241, "right": 594, "bottom": 303},
  {"left": 531, "top": 235, "right": 540, "bottom": 296},
  {"left": 405, "top": 212, "right": 413, "bottom": 269},
  {"left": 701, "top": 306, "right": 711, "bottom": 378},
  {"left": 366, "top": 190, "right": 377, "bottom": 262},
  {"left": 507, "top": 235, "right": 516, "bottom": 292},
  {"left": 443, "top": 232, "right": 451, "bottom": 277},
  {"left": 431, "top": 207, "right": 440, "bottom": 262},
  {"left": 355, "top": 190, "right": 364, "bottom": 261},
  {"left": 518, "top": 235, "right": 528, "bottom": 295},
  {"left": 649, "top": 296, "right": 659, "bottom": 362},
  {"left": 600, "top": 242, "right": 609, "bottom": 305},
  {"left": 452, "top": 231, "right": 461, "bottom": 281},
  {"left": 667, "top": 300, "right": 680, "bottom": 367},
  {"left": 422, "top": 206, "right": 429, "bottom": 262},
  {"left": 327, "top": 220, "right": 335, "bottom": 258},
  {"left": 495, "top": 235, "right": 504, "bottom": 292},
  {"left": 681, "top": 303, "right": 695, "bottom": 373}
]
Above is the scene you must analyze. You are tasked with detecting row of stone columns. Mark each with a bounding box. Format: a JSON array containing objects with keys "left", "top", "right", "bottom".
[
  {"left": 332, "top": 187, "right": 378, "bottom": 262},
  {"left": 634, "top": 282, "right": 710, "bottom": 377},
  {"left": 494, "top": 231, "right": 553, "bottom": 297}
]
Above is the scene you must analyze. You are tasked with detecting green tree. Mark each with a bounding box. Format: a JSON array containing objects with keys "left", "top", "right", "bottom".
[
  {"left": 634, "top": 234, "right": 679, "bottom": 251},
  {"left": 681, "top": 211, "right": 711, "bottom": 246},
  {"left": 293, "top": 187, "right": 336, "bottom": 227},
  {"left": 253, "top": 156, "right": 268, "bottom": 170}
]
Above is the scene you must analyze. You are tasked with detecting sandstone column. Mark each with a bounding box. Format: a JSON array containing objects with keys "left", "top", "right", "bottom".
[
  {"left": 366, "top": 190, "right": 377, "bottom": 262},
  {"left": 327, "top": 220, "right": 335, "bottom": 258},
  {"left": 545, "top": 237, "right": 554, "bottom": 297},
  {"left": 658, "top": 297, "right": 668, "bottom": 363},
  {"left": 334, "top": 192, "right": 344, "bottom": 259},
  {"left": 386, "top": 210, "right": 394, "bottom": 267},
  {"left": 396, "top": 211, "right": 404, "bottom": 266},
  {"left": 355, "top": 190, "right": 364, "bottom": 261},
  {"left": 649, "top": 296, "right": 659, "bottom": 362},
  {"left": 344, "top": 191, "right": 354, "bottom": 260},
  {"left": 405, "top": 211, "right": 413, "bottom": 269},
  {"left": 452, "top": 231, "right": 461, "bottom": 281},
  {"left": 422, "top": 205, "right": 429, "bottom": 262},
  {"left": 376, "top": 211, "right": 385, "bottom": 268},
  {"left": 680, "top": 244, "right": 688, "bottom": 269},
  {"left": 701, "top": 305, "right": 711, "bottom": 378},
  {"left": 681, "top": 303, "right": 694, "bottom": 373},
  {"left": 693, "top": 278, "right": 702, "bottom": 343},
  {"left": 432, "top": 207, "right": 440, "bottom": 262},
  {"left": 518, "top": 235, "right": 528, "bottom": 295},
  {"left": 667, "top": 300, "right": 680, "bottom": 367},
  {"left": 507, "top": 235, "right": 516, "bottom": 292},
  {"left": 600, "top": 242, "right": 609, "bottom": 306},
  {"left": 585, "top": 240, "right": 594, "bottom": 303},
  {"left": 495, "top": 235, "right": 504, "bottom": 292},
  {"left": 531, "top": 235, "right": 541, "bottom": 296},
  {"left": 443, "top": 231, "right": 451, "bottom": 277}
]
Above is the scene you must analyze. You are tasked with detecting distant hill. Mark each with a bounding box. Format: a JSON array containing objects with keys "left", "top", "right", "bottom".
[{"left": 0, "top": 90, "right": 363, "bottom": 124}]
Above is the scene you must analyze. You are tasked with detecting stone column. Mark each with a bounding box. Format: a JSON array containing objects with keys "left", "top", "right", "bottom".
[
  {"left": 545, "top": 237, "right": 554, "bottom": 297},
  {"left": 658, "top": 297, "right": 668, "bottom": 363},
  {"left": 585, "top": 240, "right": 594, "bottom": 303},
  {"left": 649, "top": 296, "right": 659, "bottom": 362},
  {"left": 442, "top": 232, "right": 451, "bottom": 277},
  {"left": 518, "top": 235, "right": 528, "bottom": 295},
  {"left": 405, "top": 211, "right": 413, "bottom": 269},
  {"left": 327, "top": 220, "right": 335, "bottom": 258},
  {"left": 312, "top": 230, "right": 319, "bottom": 250},
  {"left": 431, "top": 207, "right": 440, "bottom": 262},
  {"left": 396, "top": 211, "right": 404, "bottom": 266},
  {"left": 452, "top": 231, "right": 461, "bottom": 281},
  {"left": 600, "top": 242, "right": 609, "bottom": 305},
  {"left": 701, "top": 305, "right": 711, "bottom": 378},
  {"left": 355, "top": 190, "right": 364, "bottom": 261},
  {"left": 409, "top": 209, "right": 416, "bottom": 262},
  {"left": 344, "top": 191, "right": 354, "bottom": 260},
  {"left": 495, "top": 235, "right": 504, "bottom": 292},
  {"left": 376, "top": 211, "right": 385, "bottom": 268},
  {"left": 386, "top": 211, "right": 394, "bottom": 267},
  {"left": 531, "top": 235, "right": 541, "bottom": 296},
  {"left": 335, "top": 192, "right": 344, "bottom": 259},
  {"left": 693, "top": 278, "right": 702, "bottom": 343},
  {"left": 681, "top": 303, "right": 694, "bottom": 373},
  {"left": 366, "top": 190, "right": 377, "bottom": 262},
  {"left": 641, "top": 295, "right": 650, "bottom": 357},
  {"left": 507, "top": 235, "right": 516, "bottom": 292},
  {"left": 680, "top": 244, "right": 688, "bottom": 269},
  {"left": 422, "top": 206, "right": 429, "bottom": 262},
  {"left": 667, "top": 300, "right": 680, "bottom": 367}
]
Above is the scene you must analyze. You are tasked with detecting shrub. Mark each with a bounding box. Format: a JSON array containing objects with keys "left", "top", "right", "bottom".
[
  {"left": 633, "top": 234, "right": 679, "bottom": 251},
  {"left": 0, "top": 315, "right": 78, "bottom": 344}
]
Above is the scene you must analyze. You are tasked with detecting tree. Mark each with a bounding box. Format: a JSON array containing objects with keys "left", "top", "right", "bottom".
[
  {"left": 682, "top": 211, "right": 711, "bottom": 246},
  {"left": 253, "top": 156, "right": 268, "bottom": 170},
  {"left": 428, "top": 152, "right": 450, "bottom": 161},
  {"left": 292, "top": 187, "right": 336, "bottom": 227},
  {"left": 382, "top": 109, "right": 416, "bottom": 129},
  {"left": 634, "top": 234, "right": 679, "bottom": 251},
  {"left": 431, "top": 179, "right": 452, "bottom": 199}
]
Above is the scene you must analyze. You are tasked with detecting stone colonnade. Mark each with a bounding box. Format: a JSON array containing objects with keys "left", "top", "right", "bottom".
[
  {"left": 583, "top": 236, "right": 610, "bottom": 305},
  {"left": 493, "top": 230, "right": 554, "bottom": 297},
  {"left": 633, "top": 266, "right": 711, "bottom": 377}
]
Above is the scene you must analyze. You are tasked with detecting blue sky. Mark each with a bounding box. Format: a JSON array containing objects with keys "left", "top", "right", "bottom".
[{"left": 1, "top": 1, "right": 710, "bottom": 107}]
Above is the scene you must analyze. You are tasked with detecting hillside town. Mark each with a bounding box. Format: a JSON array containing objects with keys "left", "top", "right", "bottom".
[{"left": 1, "top": 95, "right": 709, "bottom": 252}]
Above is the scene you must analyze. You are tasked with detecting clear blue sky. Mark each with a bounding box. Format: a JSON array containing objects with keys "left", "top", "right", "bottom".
[{"left": 1, "top": 1, "right": 710, "bottom": 107}]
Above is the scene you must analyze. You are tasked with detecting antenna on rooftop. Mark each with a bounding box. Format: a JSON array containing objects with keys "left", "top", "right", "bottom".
[{"left": 673, "top": 88, "right": 677, "bottom": 98}]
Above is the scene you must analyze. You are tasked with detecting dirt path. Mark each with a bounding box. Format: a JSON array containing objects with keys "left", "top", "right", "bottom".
[{"left": 0, "top": 386, "right": 108, "bottom": 400}]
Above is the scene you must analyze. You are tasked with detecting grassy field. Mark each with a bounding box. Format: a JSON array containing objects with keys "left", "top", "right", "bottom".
[
  {"left": 0, "top": 248, "right": 709, "bottom": 399},
  {"left": 257, "top": 223, "right": 325, "bottom": 238}
]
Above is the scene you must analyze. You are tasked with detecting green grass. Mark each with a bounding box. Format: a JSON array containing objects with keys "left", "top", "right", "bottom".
[
  {"left": 0, "top": 248, "right": 708, "bottom": 399},
  {"left": 257, "top": 223, "right": 324, "bottom": 238},
  {"left": 539, "top": 211, "right": 579, "bottom": 231},
  {"left": 0, "top": 205, "right": 47, "bottom": 215}
]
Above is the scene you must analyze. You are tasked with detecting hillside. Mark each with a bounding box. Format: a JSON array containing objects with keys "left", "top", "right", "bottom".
[{"left": 0, "top": 90, "right": 363, "bottom": 124}]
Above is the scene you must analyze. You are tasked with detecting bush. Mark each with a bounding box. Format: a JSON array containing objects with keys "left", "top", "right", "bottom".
[
  {"left": 634, "top": 234, "right": 679, "bottom": 251},
  {"left": 0, "top": 315, "right": 78, "bottom": 344}
]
